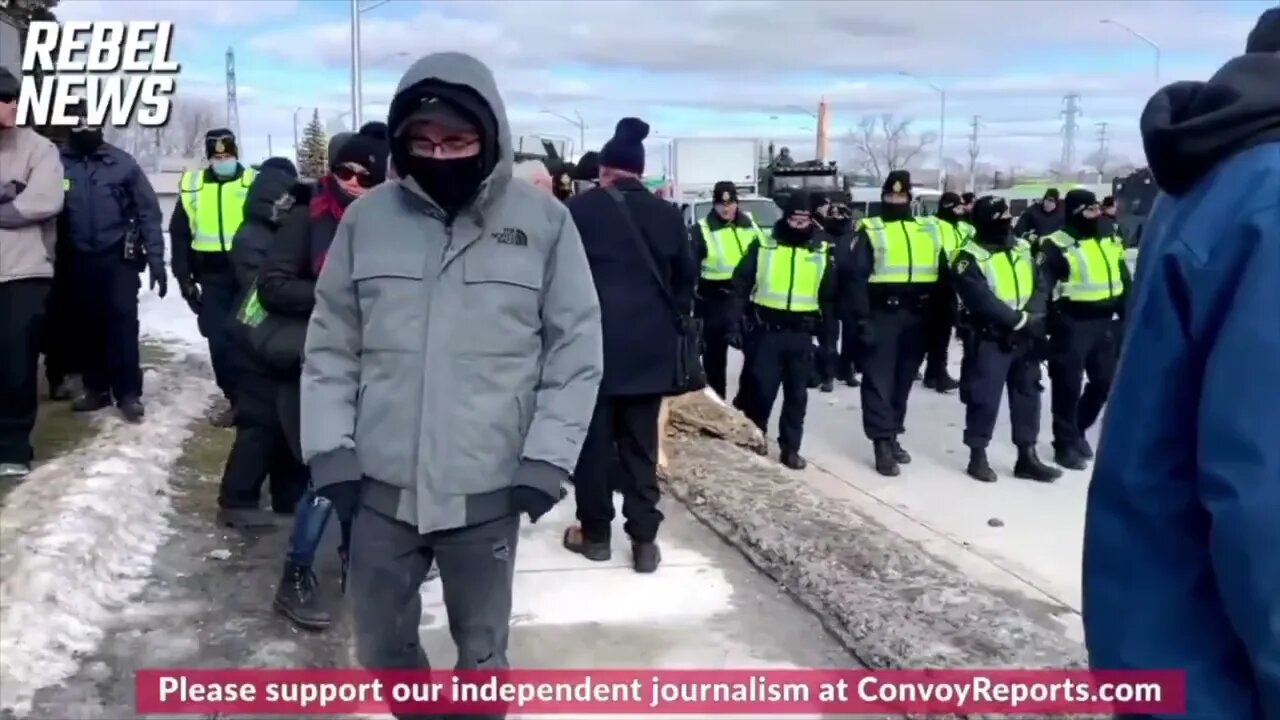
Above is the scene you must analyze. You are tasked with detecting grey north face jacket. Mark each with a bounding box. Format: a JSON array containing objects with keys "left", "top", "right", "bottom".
[{"left": 300, "top": 52, "right": 603, "bottom": 534}]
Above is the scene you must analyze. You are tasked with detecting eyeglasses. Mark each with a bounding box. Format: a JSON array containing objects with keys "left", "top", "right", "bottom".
[
  {"left": 333, "top": 165, "right": 378, "bottom": 188},
  {"left": 408, "top": 136, "right": 479, "bottom": 158}
]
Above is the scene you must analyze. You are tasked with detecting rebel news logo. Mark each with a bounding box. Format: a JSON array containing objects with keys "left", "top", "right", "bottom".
[{"left": 16, "top": 21, "right": 179, "bottom": 128}]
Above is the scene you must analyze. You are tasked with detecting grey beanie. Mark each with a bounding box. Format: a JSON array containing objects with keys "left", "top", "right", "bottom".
[{"left": 327, "top": 132, "right": 355, "bottom": 166}]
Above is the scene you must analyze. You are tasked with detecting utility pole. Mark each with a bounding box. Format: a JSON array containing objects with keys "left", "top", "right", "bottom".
[
  {"left": 1094, "top": 122, "right": 1109, "bottom": 181},
  {"left": 966, "top": 115, "right": 981, "bottom": 192},
  {"left": 1060, "top": 93, "right": 1082, "bottom": 178}
]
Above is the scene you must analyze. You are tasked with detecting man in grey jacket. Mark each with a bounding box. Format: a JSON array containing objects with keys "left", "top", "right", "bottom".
[
  {"left": 1, "top": 66, "right": 66, "bottom": 479},
  {"left": 300, "top": 52, "right": 602, "bottom": 706}
]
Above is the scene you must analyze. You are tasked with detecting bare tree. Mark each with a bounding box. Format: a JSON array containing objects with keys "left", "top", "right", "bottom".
[
  {"left": 847, "top": 114, "right": 935, "bottom": 184},
  {"left": 1084, "top": 146, "right": 1112, "bottom": 178},
  {"left": 100, "top": 96, "right": 219, "bottom": 169}
]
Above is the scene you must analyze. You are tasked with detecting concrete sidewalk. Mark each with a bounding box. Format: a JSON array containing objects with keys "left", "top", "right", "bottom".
[{"left": 727, "top": 347, "right": 1085, "bottom": 643}]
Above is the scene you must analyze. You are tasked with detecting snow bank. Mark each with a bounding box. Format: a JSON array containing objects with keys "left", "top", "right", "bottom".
[
  {"left": 0, "top": 291, "right": 217, "bottom": 715},
  {"left": 662, "top": 394, "right": 1086, "bottom": 670}
]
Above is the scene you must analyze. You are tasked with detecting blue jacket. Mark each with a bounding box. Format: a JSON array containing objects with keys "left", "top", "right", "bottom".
[
  {"left": 59, "top": 142, "right": 164, "bottom": 265},
  {"left": 1083, "top": 53, "right": 1280, "bottom": 720}
]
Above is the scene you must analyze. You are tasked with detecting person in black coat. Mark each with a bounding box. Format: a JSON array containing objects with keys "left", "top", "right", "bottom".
[
  {"left": 821, "top": 201, "right": 862, "bottom": 387},
  {"left": 1013, "top": 188, "right": 1065, "bottom": 241},
  {"left": 563, "top": 117, "right": 697, "bottom": 574},
  {"left": 217, "top": 157, "right": 308, "bottom": 529},
  {"left": 258, "top": 135, "right": 387, "bottom": 632}
]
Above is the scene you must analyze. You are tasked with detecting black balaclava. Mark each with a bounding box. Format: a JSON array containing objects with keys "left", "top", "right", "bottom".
[
  {"left": 880, "top": 170, "right": 913, "bottom": 221},
  {"left": 971, "top": 196, "right": 1013, "bottom": 248},
  {"left": 65, "top": 103, "right": 103, "bottom": 155},
  {"left": 773, "top": 194, "right": 815, "bottom": 247},
  {"left": 822, "top": 203, "right": 852, "bottom": 235},
  {"left": 1063, "top": 189, "right": 1100, "bottom": 239},
  {"left": 389, "top": 81, "right": 499, "bottom": 217},
  {"left": 936, "top": 191, "right": 962, "bottom": 224}
]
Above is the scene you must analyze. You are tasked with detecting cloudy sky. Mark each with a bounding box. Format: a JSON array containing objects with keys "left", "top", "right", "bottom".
[{"left": 53, "top": 0, "right": 1275, "bottom": 173}]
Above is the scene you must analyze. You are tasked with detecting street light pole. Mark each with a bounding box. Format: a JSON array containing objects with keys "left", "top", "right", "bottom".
[
  {"left": 1100, "top": 19, "right": 1161, "bottom": 84},
  {"left": 292, "top": 106, "right": 302, "bottom": 157},
  {"left": 350, "top": 0, "right": 362, "bottom": 128},
  {"left": 899, "top": 71, "right": 947, "bottom": 189},
  {"left": 541, "top": 109, "right": 586, "bottom": 151}
]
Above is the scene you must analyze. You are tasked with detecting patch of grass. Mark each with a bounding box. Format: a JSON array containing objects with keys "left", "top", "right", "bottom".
[
  {"left": 179, "top": 421, "right": 235, "bottom": 479},
  {"left": 141, "top": 341, "right": 174, "bottom": 369},
  {"left": 30, "top": 398, "right": 95, "bottom": 462}
]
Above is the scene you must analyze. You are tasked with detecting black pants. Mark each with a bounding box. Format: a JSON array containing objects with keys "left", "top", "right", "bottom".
[
  {"left": 732, "top": 326, "right": 760, "bottom": 416},
  {"left": 349, "top": 509, "right": 518, "bottom": 720},
  {"left": 0, "top": 279, "right": 50, "bottom": 465},
  {"left": 196, "top": 273, "right": 239, "bottom": 403},
  {"left": 960, "top": 336, "right": 1041, "bottom": 449},
  {"left": 838, "top": 317, "right": 864, "bottom": 378},
  {"left": 218, "top": 366, "right": 307, "bottom": 511},
  {"left": 745, "top": 328, "right": 812, "bottom": 450},
  {"left": 698, "top": 294, "right": 736, "bottom": 400},
  {"left": 860, "top": 309, "right": 929, "bottom": 440},
  {"left": 923, "top": 310, "right": 953, "bottom": 380},
  {"left": 573, "top": 393, "right": 664, "bottom": 544},
  {"left": 42, "top": 265, "right": 79, "bottom": 386},
  {"left": 814, "top": 313, "right": 839, "bottom": 383},
  {"left": 1048, "top": 316, "right": 1118, "bottom": 450},
  {"left": 70, "top": 249, "right": 143, "bottom": 401}
]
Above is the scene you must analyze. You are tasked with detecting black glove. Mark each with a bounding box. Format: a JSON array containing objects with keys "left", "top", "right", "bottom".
[
  {"left": 149, "top": 263, "right": 168, "bottom": 298},
  {"left": 510, "top": 459, "right": 567, "bottom": 523},
  {"left": 179, "top": 280, "right": 201, "bottom": 314},
  {"left": 317, "top": 480, "right": 362, "bottom": 527},
  {"left": 856, "top": 320, "right": 875, "bottom": 346}
]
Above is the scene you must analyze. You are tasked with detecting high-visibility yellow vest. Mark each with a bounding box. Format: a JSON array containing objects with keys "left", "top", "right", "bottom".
[
  {"left": 1046, "top": 231, "right": 1126, "bottom": 303},
  {"left": 698, "top": 216, "right": 764, "bottom": 280},
  {"left": 919, "top": 216, "right": 974, "bottom": 262},
  {"left": 860, "top": 216, "right": 941, "bottom": 284},
  {"left": 178, "top": 167, "right": 257, "bottom": 252},
  {"left": 959, "top": 240, "right": 1035, "bottom": 310},
  {"left": 750, "top": 240, "right": 827, "bottom": 313}
]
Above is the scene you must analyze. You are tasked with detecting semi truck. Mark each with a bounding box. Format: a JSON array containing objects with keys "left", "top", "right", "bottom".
[{"left": 669, "top": 137, "right": 781, "bottom": 227}]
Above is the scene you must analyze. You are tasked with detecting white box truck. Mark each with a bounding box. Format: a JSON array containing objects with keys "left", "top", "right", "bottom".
[{"left": 670, "top": 137, "right": 780, "bottom": 227}]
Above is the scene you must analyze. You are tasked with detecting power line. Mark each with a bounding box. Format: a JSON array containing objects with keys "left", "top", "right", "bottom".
[{"left": 1060, "top": 93, "right": 1082, "bottom": 175}]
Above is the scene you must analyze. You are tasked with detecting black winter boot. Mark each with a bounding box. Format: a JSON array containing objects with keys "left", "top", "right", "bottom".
[
  {"left": 780, "top": 447, "right": 806, "bottom": 470},
  {"left": 1076, "top": 436, "right": 1094, "bottom": 459},
  {"left": 819, "top": 379, "right": 834, "bottom": 393},
  {"left": 891, "top": 439, "right": 912, "bottom": 464},
  {"left": 1015, "top": 446, "right": 1063, "bottom": 483},
  {"left": 71, "top": 392, "right": 111, "bottom": 413},
  {"left": 1053, "top": 445, "right": 1088, "bottom": 471},
  {"left": 925, "top": 372, "right": 960, "bottom": 393},
  {"left": 118, "top": 397, "right": 145, "bottom": 423},
  {"left": 967, "top": 448, "right": 997, "bottom": 483},
  {"left": 873, "top": 440, "right": 900, "bottom": 477},
  {"left": 273, "top": 561, "right": 331, "bottom": 631}
]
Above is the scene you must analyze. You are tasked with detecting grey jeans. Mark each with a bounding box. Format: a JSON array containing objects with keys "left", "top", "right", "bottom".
[{"left": 348, "top": 508, "right": 519, "bottom": 720}]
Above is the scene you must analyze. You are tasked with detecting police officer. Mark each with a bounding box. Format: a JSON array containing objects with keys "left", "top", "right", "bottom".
[
  {"left": 59, "top": 111, "right": 166, "bottom": 422},
  {"left": 820, "top": 200, "right": 859, "bottom": 388},
  {"left": 691, "top": 181, "right": 765, "bottom": 400},
  {"left": 169, "top": 129, "right": 257, "bottom": 427},
  {"left": 916, "top": 191, "right": 973, "bottom": 393},
  {"left": 952, "top": 197, "right": 1061, "bottom": 483},
  {"left": 1098, "top": 195, "right": 1122, "bottom": 240},
  {"left": 848, "top": 170, "right": 948, "bottom": 476},
  {"left": 1037, "top": 189, "right": 1131, "bottom": 470},
  {"left": 732, "top": 194, "right": 837, "bottom": 470}
]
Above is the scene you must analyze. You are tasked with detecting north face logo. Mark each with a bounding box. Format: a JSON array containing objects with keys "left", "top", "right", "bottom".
[{"left": 493, "top": 228, "right": 528, "bottom": 247}]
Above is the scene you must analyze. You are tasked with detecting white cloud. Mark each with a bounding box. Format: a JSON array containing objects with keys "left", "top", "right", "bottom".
[{"left": 55, "top": 0, "right": 301, "bottom": 28}]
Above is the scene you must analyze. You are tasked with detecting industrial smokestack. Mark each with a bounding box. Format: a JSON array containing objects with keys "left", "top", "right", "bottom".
[{"left": 816, "top": 98, "right": 829, "bottom": 163}]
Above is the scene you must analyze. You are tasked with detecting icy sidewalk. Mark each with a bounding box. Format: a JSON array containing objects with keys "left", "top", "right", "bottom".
[{"left": 0, "top": 290, "right": 218, "bottom": 715}]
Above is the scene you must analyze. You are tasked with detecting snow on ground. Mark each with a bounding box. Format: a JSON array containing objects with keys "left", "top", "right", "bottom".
[
  {"left": 0, "top": 289, "right": 217, "bottom": 715},
  {"left": 727, "top": 345, "right": 1087, "bottom": 641}
]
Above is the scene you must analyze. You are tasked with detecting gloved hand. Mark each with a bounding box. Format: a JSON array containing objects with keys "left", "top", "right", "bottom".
[
  {"left": 317, "top": 480, "right": 363, "bottom": 527},
  {"left": 510, "top": 459, "right": 567, "bottom": 523},
  {"left": 179, "top": 280, "right": 202, "bottom": 314},
  {"left": 725, "top": 326, "right": 743, "bottom": 350},
  {"left": 148, "top": 262, "right": 168, "bottom": 298},
  {"left": 1022, "top": 312, "right": 1047, "bottom": 340},
  {"left": 856, "top": 320, "right": 875, "bottom": 347}
]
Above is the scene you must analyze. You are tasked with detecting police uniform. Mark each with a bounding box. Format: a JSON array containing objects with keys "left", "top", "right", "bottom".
[
  {"left": 169, "top": 129, "right": 257, "bottom": 421},
  {"left": 952, "top": 197, "right": 1060, "bottom": 483},
  {"left": 1038, "top": 189, "right": 1131, "bottom": 470},
  {"left": 848, "top": 171, "right": 948, "bottom": 476},
  {"left": 915, "top": 192, "right": 974, "bottom": 393},
  {"left": 731, "top": 195, "right": 837, "bottom": 470},
  {"left": 819, "top": 202, "right": 858, "bottom": 389},
  {"left": 59, "top": 119, "right": 167, "bottom": 422},
  {"left": 691, "top": 181, "right": 766, "bottom": 400}
]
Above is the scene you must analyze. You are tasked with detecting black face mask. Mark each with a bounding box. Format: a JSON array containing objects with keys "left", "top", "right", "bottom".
[
  {"left": 1068, "top": 214, "right": 1100, "bottom": 238},
  {"left": 880, "top": 202, "right": 912, "bottom": 221},
  {"left": 822, "top": 215, "right": 851, "bottom": 235},
  {"left": 401, "top": 156, "right": 486, "bottom": 216},
  {"left": 974, "top": 217, "right": 1013, "bottom": 245},
  {"left": 775, "top": 218, "right": 815, "bottom": 245},
  {"left": 937, "top": 206, "right": 961, "bottom": 223},
  {"left": 69, "top": 129, "right": 103, "bottom": 155}
]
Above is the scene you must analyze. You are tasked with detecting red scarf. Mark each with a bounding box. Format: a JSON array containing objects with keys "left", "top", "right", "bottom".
[{"left": 309, "top": 176, "right": 347, "bottom": 275}]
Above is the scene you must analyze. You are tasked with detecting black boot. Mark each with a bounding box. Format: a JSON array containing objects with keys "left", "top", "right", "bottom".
[
  {"left": 873, "top": 440, "right": 900, "bottom": 477},
  {"left": 1053, "top": 445, "right": 1088, "bottom": 471},
  {"left": 819, "top": 379, "right": 834, "bottom": 393},
  {"left": 1076, "top": 436, "right": 1094, "bottom": 459},
  {"left": 929, "top": 372, "right": 960, "bottom": 393},
  {"left": 966, "top": 448, "right": 997, "bottom": 483},
  {"left": 632, "top": 541, "right": 661, "bottom": 573},
  {"left": 118, "top": 397, "right": 145, "bottom": 423},
  {"left": 273, "top": 562, "right": 332, "bottom": 631},
  {"left": 48, "top": 379, "right": 72, "bottom": 401},
  {"left": 891, "top": 439, "right": 912, "bottom": 464},
  {"left": 780, "top": 447, "right": 806, "bottom": 470},
  {"left": 842, "top": 370, "right": 861, "bottom": 387},
  {"left": 1015, "top": 446, "right": 1063, "bottom": 482},
  {"left": 71, "top": 392, "right": 112, "bottom": 413}
]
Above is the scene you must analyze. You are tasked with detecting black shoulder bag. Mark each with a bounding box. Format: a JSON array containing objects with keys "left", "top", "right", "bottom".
[{"left": 604, "top": 186, "right": 706, "bottom": 395}]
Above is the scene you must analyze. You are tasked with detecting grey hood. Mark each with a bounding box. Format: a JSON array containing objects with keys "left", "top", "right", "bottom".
[{"left": 388, "top": 52, "right": 513, "bottom": 208}]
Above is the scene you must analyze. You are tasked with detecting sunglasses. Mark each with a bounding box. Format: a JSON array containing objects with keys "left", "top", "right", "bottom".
[{"left": 333, "top": 165, "right": 377, "bottom": 188}]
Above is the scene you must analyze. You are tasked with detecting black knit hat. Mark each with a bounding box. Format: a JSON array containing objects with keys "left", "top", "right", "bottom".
[
  {"left": 783, "top": 192, "right": 810, "bottom": 217},
  {"left": 960, "top": 192, "right": 976, "bottom": 205},
  {"left": 1064, "top": 188, "right": 1098, "bottom": 216},
  {"left": 204, "top": 128, "right": 238, "bottom": 158},
  {"left": 260, "top": 157, "right": 297, "bottom": 178},
  {"left": 712, "top": 181, "right": 738, "bottom": 204},
  {"left": 0, "top": 66, "right": 18, "bottom": 97},
  {"left": 573, "top": 151, "right": 600, "bottom": 181},
  {"left": 882, "top": 170, "right": 911, "bottom": 196},
  {"left": 333, "top": 133, "right": 388, "bottom": 184},
  {"left": 600, "top": 117, "right": 650, "bottom": 175},
  {"left": 358, "top": 121, "right": 388, "bottom": 141},
  {"left": 1043, "top": 188, "right": 1060, "bottom": 201},
  {"left": 1247, "top": 7, "right": 1280, "bottom": 52},
  {"left": 939, "top": 191, "right": 962, "bottom": 209}
]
